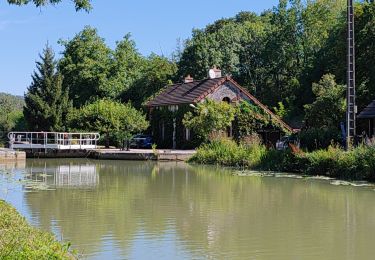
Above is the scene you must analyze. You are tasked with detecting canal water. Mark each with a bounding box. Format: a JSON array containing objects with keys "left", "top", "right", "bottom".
[{"left": 1, "top": 159, "right": 375, "bottom": 260}]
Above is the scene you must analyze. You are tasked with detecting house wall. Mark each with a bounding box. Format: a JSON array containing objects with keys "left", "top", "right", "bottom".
[
  {"left": 149, "top": 82, "right": 284, "bottom": 149},
  {"left": 205, "top": 82, "right": 250, "bottom": 103},
  {"left": 150, "top": 105, "right": 200, "bottom": 149}
]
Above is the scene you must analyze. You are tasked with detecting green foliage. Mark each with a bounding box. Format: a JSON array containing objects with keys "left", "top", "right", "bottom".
[
  {"left": 234, "top": 101, "right": 291, "bottom": 140},
  {"left": 273, "top": 101, "right": 288, "bottom": 119},
  {"left": 178, "top": 0, "right": 347, "bottom": 117},
  {"left": 299, "top": 127, "right": 342, "bottom": 151},
  {"left": 24, "top": 45, "right": 72, "bottom": 131},
  {"left": 183, "top": 99, "right": 235, "bottom": 142},
  {"left": 106, "top": 35, "right": 145, "bottom": 100},
  {"left": 302, "top": 145, "right": 375, "bottom": 181},
  {"left": 59, "top": 27, "right": 112, "bottom": 107},
  {"left": 191, "top": 141, "right": 375, "bottom": 182},
  {"left": 190, "top": 137, "right": 267, "bottom": 168},
  {"left": 58, "top": 27, "right": 177, "bottom": 109},
  {"left": 123, "top": 54, "right": 177, "bottom": 108},
  {"left": 304, "top": 74, "right": 345, "bottom": 129},
  {"left": 7, "top": 0, "right": 92, "bottom": 11},
  {"left": 68, "top": 99, "right": 148, "bottom": 147},
  {"left": 0, "top": 93, "right": 25, "bottom": 132},
  {"left": 234, "top": 101, "right": 271, "bottom": 138},
  {"left": 0, "top": 200, "right": 74, "bottom": 259}
]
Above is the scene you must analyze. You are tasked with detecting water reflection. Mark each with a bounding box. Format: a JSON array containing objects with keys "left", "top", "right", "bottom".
[
  {"left": 13, "top": 160, "right": 375, "bottom": 259},
  {"left": 25, "top": 161, "right": 98, "bottom": 188}
]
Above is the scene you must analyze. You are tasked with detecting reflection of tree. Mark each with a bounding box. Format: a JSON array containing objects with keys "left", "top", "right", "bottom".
[{"left": 24, "top": 159, "right": 375, "bottom": 259}]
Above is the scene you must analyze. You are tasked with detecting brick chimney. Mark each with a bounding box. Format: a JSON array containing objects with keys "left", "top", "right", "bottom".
[
  {"left": 184, "top": 75, "right": 194, "bottom": 83},
  {"left": 208, "top": 66, "right": 222, "bottom": 79}
]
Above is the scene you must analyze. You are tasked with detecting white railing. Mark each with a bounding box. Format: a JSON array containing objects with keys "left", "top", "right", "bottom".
[{"left": 8, "top": 132, "right": 100, "bottom": 150}]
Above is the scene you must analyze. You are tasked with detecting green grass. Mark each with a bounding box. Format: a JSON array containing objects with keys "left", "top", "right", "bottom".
[
  {"left": 190, "top": 138, "right": 375, "bottom": 182},
  {"left": 190, "top": 138, "right": 267, "bottom": 168},
  {"left": 0, "top": 200, "right": 76, "bottom": 259}
]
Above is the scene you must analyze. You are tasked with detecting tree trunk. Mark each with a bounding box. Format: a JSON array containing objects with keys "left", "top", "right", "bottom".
[{"left": 105, "top": 132, "right": 110, "bottom": 148}]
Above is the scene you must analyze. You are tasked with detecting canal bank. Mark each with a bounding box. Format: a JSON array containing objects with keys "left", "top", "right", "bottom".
[
  {"left": 0, "top": 199, "right": 74, "bottom": 259},
  {"left": 25, "top": 148, "right": 196, "bottom": 161},
  {"left": 0, "top": 148, "right": 26, "bottom": 161}
]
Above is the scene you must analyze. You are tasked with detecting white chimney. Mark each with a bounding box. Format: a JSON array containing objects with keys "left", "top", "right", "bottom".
[
  {"left": 208, "top": 67, "right": 222, "bottom": 79},
  {"left": 184, "top": 75, "right": 194, "bottom": 83}
]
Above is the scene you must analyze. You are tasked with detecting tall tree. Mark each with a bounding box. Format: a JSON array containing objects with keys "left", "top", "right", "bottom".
[
  {"left": 59, "top": 26, "right": 112, "bottom": 107},
  {"left": 24, "top": 45, "right": 72, "bottom": 131},
  {"left": 7, "top": 0, "right": 92, "bottom": 11},
  {"left": 105, "top": 34, "right": 145, "bottom": 99}
]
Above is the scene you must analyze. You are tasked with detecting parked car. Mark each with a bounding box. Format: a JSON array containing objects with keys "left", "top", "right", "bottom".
[
  {"left": 276, "top": 135, "right": 300, "bottom": 151},
  {"left": 129, "top": 134, "right": 153, "bottom": 149}
]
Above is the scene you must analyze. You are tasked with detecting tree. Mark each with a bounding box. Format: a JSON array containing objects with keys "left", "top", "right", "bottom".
[
  {"left": 59, "top": 26, "right": 112, "bottom": 107},
  {"left": 123, "top": 54, "right": 177, "bottom": 108},
  {"left": 304, "top": 74, "right": 345, "bottom": 129},
  {"left": 105, "top": 35, "right": 145, "bottom": 99},
  {"left": 7, "top": 0, "right": 92, "bottom": 11},
  {"left": 0, "top": 93, "right": 25, "bottom": 135},
  {"left": 183, "top": 99, "right": 235, "bottom": 142},
  {"left": 68, "top": 99, "right": 149, "bottom": 148},
  {"left": 24, "top": 45, "right": 72, "bottom": 131}
]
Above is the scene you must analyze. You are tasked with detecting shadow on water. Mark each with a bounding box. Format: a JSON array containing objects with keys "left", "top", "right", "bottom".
[{"left": 2, "top": 159, "right": 375, "bottom": 259}]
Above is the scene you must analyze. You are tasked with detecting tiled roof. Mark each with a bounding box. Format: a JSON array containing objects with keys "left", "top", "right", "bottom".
[
  {"left": 146, "top": 77, "right": 226, "bottom": 107},
  {"left": 146, "top": 76, "right": 294, "bottom": 133},
  {"left": 358, "top": 100, "right": 375, "bottom": 119}
]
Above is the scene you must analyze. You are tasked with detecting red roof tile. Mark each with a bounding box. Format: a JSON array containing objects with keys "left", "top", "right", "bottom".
[
  {"left": 146, "top": 77, "right": 226, "bottom": 107},
  {"left": 146, "top": 76, "right": 294, "bottom": 133}
]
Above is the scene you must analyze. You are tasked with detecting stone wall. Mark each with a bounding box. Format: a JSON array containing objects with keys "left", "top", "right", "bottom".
[
  {"left": 205, "top": 82, "right": 251, "bottom": 103},
  {"left": 0, "top": 148, "right": 26, "bottom": 161}
]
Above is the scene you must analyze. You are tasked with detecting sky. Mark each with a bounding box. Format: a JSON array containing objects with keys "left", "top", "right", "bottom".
[{"left": 0, "top": 0, "right": 279, "bottom": 96}]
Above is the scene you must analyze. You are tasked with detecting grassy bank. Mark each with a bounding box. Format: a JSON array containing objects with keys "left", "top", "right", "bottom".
[
  {"left": 0, "top": 200, "right": 75, "bottom": 259},
  {"left": 190, "top": 139, "right": 375, "bottom": 182}
]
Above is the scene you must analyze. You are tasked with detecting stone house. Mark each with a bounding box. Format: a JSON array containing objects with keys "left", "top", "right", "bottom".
[{"left": 146, "top": 68, "right": 293, "bottom": 149}]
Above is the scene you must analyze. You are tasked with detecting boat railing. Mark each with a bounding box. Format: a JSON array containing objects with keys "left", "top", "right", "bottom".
[{"left": 8, "top": 132, "right": 100, "bottom": 150}]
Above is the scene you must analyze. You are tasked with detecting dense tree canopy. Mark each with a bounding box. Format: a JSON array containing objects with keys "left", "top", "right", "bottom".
[
  {"left": 0, "top": 93, "right": 24, "bottom": 135},
  {"left": 178, "top": 0, "right": 347, "bottom": 118},
  {"left": 7, "top": 0, "right": 92, "bottom": 11},
  {"left": 58, "top": 27, "right": 112, "bottom": 107}
]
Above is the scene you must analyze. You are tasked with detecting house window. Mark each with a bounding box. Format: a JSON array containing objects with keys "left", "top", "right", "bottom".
[
  {"left": 222, "top": 97, "right": 231, "bottom": 103},
  {"left": 159, "top": 121, "right": 165, "bottom": 140},
  {"left": 168, "top": 105, "right": 179, "bottom": 112},
  {"left": 185, "top": 128, "right": 191, "bottom": 141}
]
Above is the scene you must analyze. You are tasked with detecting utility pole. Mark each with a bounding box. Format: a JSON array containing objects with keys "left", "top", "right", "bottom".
[{"left": 346, "top": 0, "right": 356, "bottom": 149}]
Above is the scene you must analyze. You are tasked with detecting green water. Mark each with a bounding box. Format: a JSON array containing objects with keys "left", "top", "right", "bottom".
[{"left": 1, "top": 159, "right": 375, "bottom": 259}]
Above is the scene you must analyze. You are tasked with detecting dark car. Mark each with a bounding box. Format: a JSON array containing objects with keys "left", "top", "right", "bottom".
[{"left": 129, "top": 134, "right": 153, "bottom": 149}]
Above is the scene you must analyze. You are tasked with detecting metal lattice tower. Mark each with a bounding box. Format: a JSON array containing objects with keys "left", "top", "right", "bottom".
[{"left": 346, "top": 0, "right": 356, "bottom": 149}]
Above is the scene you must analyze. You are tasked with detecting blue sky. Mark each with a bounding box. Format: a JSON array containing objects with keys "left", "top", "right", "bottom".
[{"left": 0, "top": 0, "right": 279, "bottom": 95}]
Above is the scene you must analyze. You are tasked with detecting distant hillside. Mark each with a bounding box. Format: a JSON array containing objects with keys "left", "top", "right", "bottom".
[{"left": 0, "top": 92, "right": 24, "bottom": 111}]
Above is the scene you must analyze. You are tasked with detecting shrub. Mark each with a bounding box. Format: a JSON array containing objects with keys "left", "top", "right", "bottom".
[
  {"left": 190, "top": 137, "right": 267, "bottom": 168},
  {"left": 190, "top": 139, "right": 375, "bottom": 182},
  {"left": 299, "top": 127, "right": 342, "bottom": 151}
]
